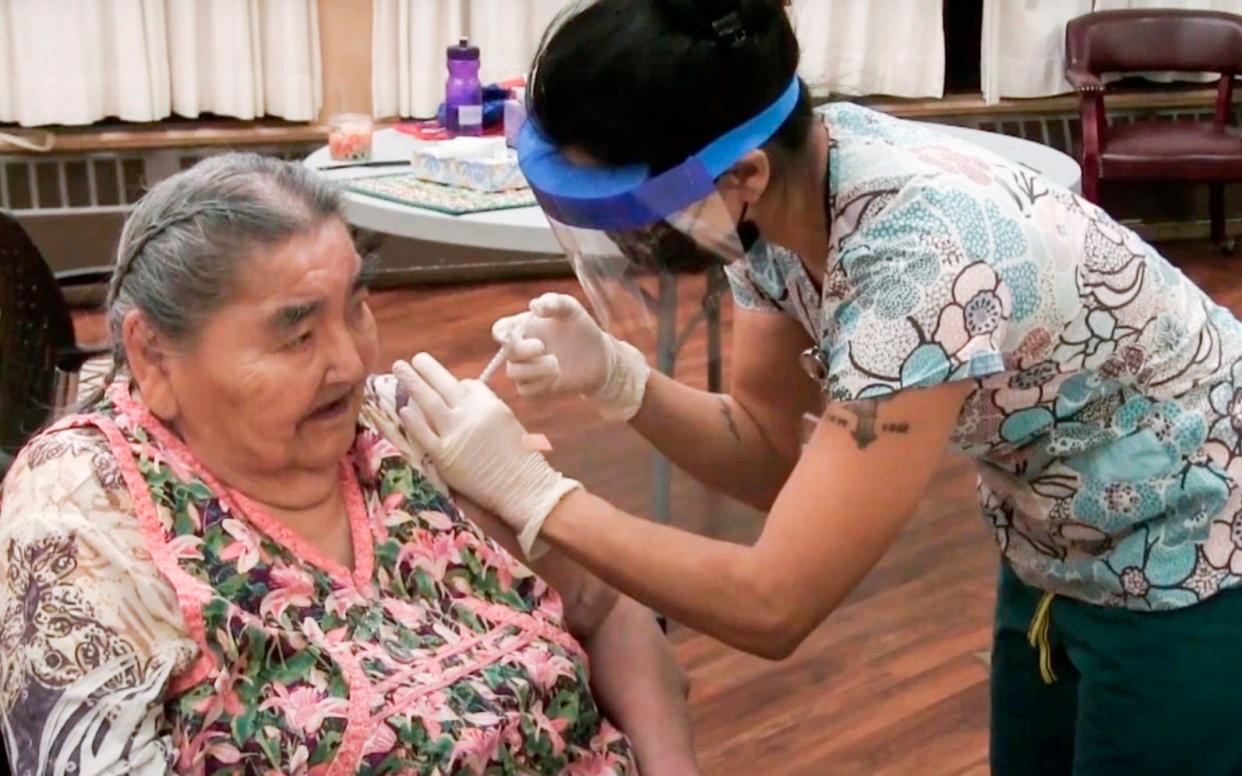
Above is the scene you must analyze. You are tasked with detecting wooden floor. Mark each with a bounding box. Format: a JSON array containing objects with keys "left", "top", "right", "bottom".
[{"left": 72, "top": 238, "right": 1238, "bottom": 775}]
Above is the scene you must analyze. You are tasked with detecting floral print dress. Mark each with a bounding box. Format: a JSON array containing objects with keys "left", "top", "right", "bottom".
[
  {"left": 726, "top": 102, "right": 1242, "bottom": 611},
  {"left": 0, "top": 376, "right": 635, "bottom": 775}
]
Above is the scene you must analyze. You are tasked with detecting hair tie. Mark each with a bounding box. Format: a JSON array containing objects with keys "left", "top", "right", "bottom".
[
  {"left": 659, "top": 0, "right": 752, "bottom": 48},
  {"left": 712, "top": 10, "right": 747, "bottom": 47}
]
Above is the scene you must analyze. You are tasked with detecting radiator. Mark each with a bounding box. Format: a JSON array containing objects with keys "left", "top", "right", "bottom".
[{"left": 0, "top": 145, "right": 317, "bottom": 215}]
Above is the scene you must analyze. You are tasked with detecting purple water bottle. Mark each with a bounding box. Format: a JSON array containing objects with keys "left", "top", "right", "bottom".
[{"left": 445, "top": 38, "right": 483, "bottom": 137}]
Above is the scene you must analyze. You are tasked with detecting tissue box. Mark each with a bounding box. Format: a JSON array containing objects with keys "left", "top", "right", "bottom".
[{"left": 410, "top": 138, "right": 528, "bottom": 193}]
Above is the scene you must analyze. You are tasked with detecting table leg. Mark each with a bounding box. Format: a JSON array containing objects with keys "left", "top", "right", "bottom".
[
  {"left": 649, "top": 268, "right": 729, "bottom": 523},
  {"left": 650, "top": 273, "right": 679, "bottom": 524},
  {"left": 705, "top": 264, "right": 725, "bottom": 394}
]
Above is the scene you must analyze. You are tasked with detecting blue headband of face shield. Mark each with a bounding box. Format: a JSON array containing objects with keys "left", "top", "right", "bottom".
[{"left": 517, "top": 76, "right": 802, "bottom": 231}]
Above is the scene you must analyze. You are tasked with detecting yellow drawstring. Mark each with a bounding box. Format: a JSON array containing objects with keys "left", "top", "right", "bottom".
[{"left": 1026, "top": 591, "right": 1057, "bottom": 684}]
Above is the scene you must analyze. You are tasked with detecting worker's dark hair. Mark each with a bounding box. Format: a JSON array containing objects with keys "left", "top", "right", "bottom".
[{"left": 528, "top": 0, "right": 813, "bottom": 174}]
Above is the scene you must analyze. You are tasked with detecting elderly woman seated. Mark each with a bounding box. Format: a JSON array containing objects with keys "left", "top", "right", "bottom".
[{"left": 0, "top": 154, "right": 697, "bottom": 775}]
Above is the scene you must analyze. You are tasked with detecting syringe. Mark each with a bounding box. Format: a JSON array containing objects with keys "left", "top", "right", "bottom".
[{"left": 479, "top": 317, "right": 524, "bottom": 384}]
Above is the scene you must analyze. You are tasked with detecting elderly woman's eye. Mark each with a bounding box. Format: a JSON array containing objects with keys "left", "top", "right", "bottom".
[{"left": 287, "top": 331, "right": 313, "bottom": 349}]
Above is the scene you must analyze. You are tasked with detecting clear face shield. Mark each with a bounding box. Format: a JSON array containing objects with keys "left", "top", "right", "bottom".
[
  {"left": 518, "top": 76, "right": 801, "bottom": 339},
  {"left": 543, "top": 196, "right": 744, "bottom": 340}
]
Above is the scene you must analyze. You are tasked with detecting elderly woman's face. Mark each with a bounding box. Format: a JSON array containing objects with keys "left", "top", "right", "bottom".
[{"left": 154, "top": 218, "right": 379, "bottom": 477}]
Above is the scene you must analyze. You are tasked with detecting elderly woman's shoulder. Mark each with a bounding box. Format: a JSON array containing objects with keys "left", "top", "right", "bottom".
[
  {"left": 1, "top": 425, "right": 128, "bottom": 523},
  {"left": 0, "top": 425, "right": 172, "bottom": 615},
  {"left": 359, "top": 373, "right": 451, "bottom": 491}
]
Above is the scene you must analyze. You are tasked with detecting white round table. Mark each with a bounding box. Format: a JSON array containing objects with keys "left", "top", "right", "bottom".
[
  {"left": 305, "top": 129, "right": 561, "bottom": 254},
  {"left": 927, "top": 122, "right": 1082, "bottom": 195},
  {"left": 304, "top": 121, "right": 1082, "bottom": 255}
]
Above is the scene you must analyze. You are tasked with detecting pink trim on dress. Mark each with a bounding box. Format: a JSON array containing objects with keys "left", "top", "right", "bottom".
[
  {"left": 340, "top": 468, "right": 376, "bottom": 590},
  {"left": 308, "top": 626, "right": 374, "bottom": 776},
  {"left": 463, "top": 600, "right": 588, "bottom": 661},
  {"left": 111, "top": 384, "right": 376, "bottom": 592},
  {"left": 370, "top": 630, "right": 541, "bottom": 725},
  {"left": 76, "top": 413, "right": 219, "bottom": 691},
  {"left": 221, "top": 467, "right": 372, "bottom": 591},
  {"left": 366, "top": 625, "right": 504, "bottom": 698}
]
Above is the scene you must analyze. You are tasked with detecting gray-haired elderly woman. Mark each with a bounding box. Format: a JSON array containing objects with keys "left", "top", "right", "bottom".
[{"left": 0, "top": 153, "right": 698, "bottom": 775}]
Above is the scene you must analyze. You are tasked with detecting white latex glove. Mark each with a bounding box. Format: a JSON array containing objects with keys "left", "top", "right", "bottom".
[
  {"left": 493, "top": 293, "right": 651, "bottom": 421},
  {"left": 393, "top": 353, "right": 580, "bottom": 558}
]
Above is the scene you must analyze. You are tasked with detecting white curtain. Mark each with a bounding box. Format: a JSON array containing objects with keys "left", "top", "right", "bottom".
[
  {"left": 259, "top": 0, "right": 322, "bottom": 120},
  {"left": 166, "top": 0, "right": 321, "bottom": 121},
  {"left": 0, "top": 0, "right": 169, "bottom": 126},
  {"left": 981, "top": 0, "right": 1093, "bottom": 103},
  {"left": 0, "top": 0, "right": 320, "bottom": 127},
  {"left": 982, "top": 0, "right": 1242, "bottom": 104},
  {"left": 790, "top": 0, "right": 946, "bottom": 98},
  {"left": 372, "top": 0, "right": 571, "bottom": 119}
]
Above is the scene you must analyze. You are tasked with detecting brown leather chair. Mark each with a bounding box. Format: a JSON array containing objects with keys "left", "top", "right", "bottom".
[{"left": 1065, "top": 9, "right": 1242, "bottom": 246}]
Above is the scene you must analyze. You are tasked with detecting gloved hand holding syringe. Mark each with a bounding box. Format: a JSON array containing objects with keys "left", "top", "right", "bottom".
[
  {"left": 392, "top": 292, "right": 653, "bottom": 559},
  {"left": 484, "top": 293, "right": 651, "bottom": 421},
  {"left": 478, "top": 315, "right": 554, "bottom": 452},
  {"left": 477, "top": 292, "right": 653, "bottom": 447}
]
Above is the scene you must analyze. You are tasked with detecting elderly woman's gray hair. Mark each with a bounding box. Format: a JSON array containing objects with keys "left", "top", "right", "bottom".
[{"left": 107, "top": 153, "right": 342, "bottom": 361}]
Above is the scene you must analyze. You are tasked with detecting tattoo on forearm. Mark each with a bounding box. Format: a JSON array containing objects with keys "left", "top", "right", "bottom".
[
  {"left": 717, "top": 397, "right": 743, "bottom": 443},
  {"left": 826, "top": 397, "right": 910, "bottom": 449}
]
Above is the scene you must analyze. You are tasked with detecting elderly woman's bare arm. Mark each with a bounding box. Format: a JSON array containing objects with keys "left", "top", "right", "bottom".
[{"left": 582, "top": 596, "right": 700, "bottom": 776}]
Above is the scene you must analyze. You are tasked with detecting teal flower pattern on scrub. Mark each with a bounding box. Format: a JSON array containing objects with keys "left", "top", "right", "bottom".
[{"left": 726, "top": 103, "right": 1242, "bottom": 610}]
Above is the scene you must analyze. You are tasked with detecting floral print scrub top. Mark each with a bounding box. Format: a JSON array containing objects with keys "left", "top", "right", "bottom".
[
  {"left": 726, "top": 102, "right": 1242, "bottom": 611},
  {"left": 0, "top": 376, "right": 635, "bottom": 775}
]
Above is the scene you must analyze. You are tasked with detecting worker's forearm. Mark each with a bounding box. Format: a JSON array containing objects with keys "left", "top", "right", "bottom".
[
  {"left": 542, "top": 490, "right": 800, "bottom": 659},
  {"left": 629, "top": 370, "right": 795, "bottom": 510},
  {"left": 586, "top": 597, "right": 699, "bottom": 776}
]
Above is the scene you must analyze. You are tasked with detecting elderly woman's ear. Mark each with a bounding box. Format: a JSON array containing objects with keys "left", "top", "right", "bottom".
[{"left": 122, "top": 309, "right": 179, "bottom": 422}]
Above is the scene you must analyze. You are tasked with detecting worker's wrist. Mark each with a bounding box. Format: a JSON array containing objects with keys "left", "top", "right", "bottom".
[
  {"left": 592, "top": 336, "right": 650, "bottom": 421},
  {"left": 538, "top": 487, "right": 593, "bottom": 549},
  {"left": 516, "top": 474, "right": 581, "bottom": 558}
]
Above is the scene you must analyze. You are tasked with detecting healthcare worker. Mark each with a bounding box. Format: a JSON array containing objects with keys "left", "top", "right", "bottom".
[{"left": 394, "top": 1, "right": 1242, "bottom": 773}]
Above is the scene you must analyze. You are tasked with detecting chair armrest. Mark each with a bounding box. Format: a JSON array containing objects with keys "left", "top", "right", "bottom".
[
  {"left": 1066, "top": 68, "right": 1105, "bottom": 92},
  {"left": 54, "top": 267, "right": 113, "bottom": 288}
]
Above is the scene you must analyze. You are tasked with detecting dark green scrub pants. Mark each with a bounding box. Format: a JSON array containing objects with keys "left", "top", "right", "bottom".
[{"left": 991, "top": 563, "right": 1242, "bottom": 775}]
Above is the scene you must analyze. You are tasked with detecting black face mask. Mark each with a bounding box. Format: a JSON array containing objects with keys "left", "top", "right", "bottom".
[{"left": 737, "top": 203, "right": 761, "bottom": 254}]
